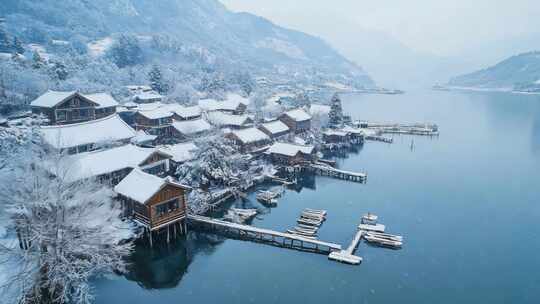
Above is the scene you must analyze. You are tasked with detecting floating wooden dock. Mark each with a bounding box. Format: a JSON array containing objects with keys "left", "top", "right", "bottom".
[
  {"left": 309, "top": 164, "right": 367, "bottom": 183},
  {"left": 188, "top": 215, "right": 341, "bottom": 254},
  {"left": 328, "top": 229, "right": 364, "bottom": 265}
]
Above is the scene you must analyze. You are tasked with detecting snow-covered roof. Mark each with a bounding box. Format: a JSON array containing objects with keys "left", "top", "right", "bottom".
[
  {"left": 84, "top": 93, "right": 119, "bottom": 108},
  {"left": 159, "top": 142, "right": 198, "bottom": 163},
  {"left": 60, "top": 144, "right": 170, "bottom": 182},
  {"left": 31, "top": 91, "right": 119, "bottom": 108},
  {"left": 164, "top": 104, "right": 202, "bottom": 119},
  {"left": 198, "top": 94, "right": 248, "bottom": 112},
  {"left": 231, "top": 127, "right": 270, "bottom": 144},
  {"left": 267, "top": 142, "right": 315, "bottom": 157},
  {"left": 260, "top": 120, "right": 290, "bottom": 135},
  {"left": 114, "top": 169, "right": 190, "bottom": 204},
  {"left": 130, "top": 130, "right": 157, "bottom": 145},
  {"left": 137, "top": 107, "right": 173, "bottom": 120},
  {"left": 133, "top": 92, "right": 164, "bottom": 101},
  {"left": 310, "top": 104, "right": 331, "bottom": 116},
  {"left": 172, "top": 118, "right": 212, "bottom": 135},
  {"left": 41, "top": 114, "right": 137, "bottom": 149},
  {"left": 323, "top": 130, "right": 348, "bottom": 137},
  {"left": 283, "top": 108, "right": 311, "bottom": 122},
  {"left": 206, "top": 112, "right": 252, "bottom": 127},
  {"left": 31, "top": 91, "right": 77, "bottom": 108},
  {"left": 341, "top": 126, "right": 364, "bottom": 135}
]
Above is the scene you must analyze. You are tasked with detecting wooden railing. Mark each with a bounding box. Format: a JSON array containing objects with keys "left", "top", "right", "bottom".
[{"left": 151, "top": 210, "right": 186, "bottom": 230}]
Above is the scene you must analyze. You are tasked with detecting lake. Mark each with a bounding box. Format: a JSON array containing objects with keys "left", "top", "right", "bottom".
[{"left": 94, "top": 89, "right": 540, "bottom": 304}]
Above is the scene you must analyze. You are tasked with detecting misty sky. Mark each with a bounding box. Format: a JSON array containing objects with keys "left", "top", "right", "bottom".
[{"left": 221, "top": 0, "right": 540, "bottom": 57}]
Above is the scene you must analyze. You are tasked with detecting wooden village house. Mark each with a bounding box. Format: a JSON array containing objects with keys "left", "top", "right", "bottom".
[
  {"left": 279, "top": 108, "right": 312, "bottom": 134},
  {"left": 171, "top": 118, "right": 213, "bottom": 141},
  {"left": 31, "top": 91, "right": 119, "bottom": 125},
  {"left": 40, "top": 114, "right": 137, "bottom": 154},
  {"left": 258, "top": 120, "right": 290, "bottom": 139},
  {"left": 58, "top": 144, "right": 173, "bottom": 185},
  {"left": 206, "top": 112, "right": 253, "bottom": 129},
  {"left": 133, "top": 107, "right": 174, "bottom": 140},
  {"left": 266, "top": 142, "right": 316, "bottom": 165},
  {"left": 226, "top": 127, "right": 271, "bottom": 153},
  {"left": 114, "top": 169, "right": 192, "bottom": 243}
]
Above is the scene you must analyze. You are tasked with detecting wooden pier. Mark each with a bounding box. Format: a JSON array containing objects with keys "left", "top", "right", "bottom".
[
  {"left": 310, "top": 164, "right": 367, "bottom": 183},
  {"left": 188, "top": 215, "right": 341, "bottom": 254},
  {"left": 328, "top": 229, "right": 364, "bottom": 265},
  {"left": 365, "top": 135, "right": 393, "bottom": 143}
]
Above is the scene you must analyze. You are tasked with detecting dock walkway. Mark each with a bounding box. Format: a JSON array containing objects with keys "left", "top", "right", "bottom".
[
  {"left": 188, "top": 215, "right": 342, "bottom": 254},
  {"left": 310, "top": 164, "right": 367, "bottom": 183},
  {"left": 328, "top": 229, "right": 364, "bottom": 265}
]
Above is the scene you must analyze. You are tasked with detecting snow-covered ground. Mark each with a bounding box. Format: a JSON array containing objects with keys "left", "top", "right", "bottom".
[{"left": 87, "top": 37, "right": 114, "bottom": 57}]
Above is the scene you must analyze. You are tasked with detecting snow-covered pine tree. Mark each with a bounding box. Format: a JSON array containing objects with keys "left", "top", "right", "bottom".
[
  {"left": 0, "top": 137, "right": 137, "bottom": 304},
  {"left": 11, "top": 37, "right": 24, "bottom": 54},
  {"left": 0, "top": 21, "right": 11, "bottom": 53},
  {"left": 148, "top": 64, "right": 168, "bottom": 94},
  {"left": 109, "top": 34, "right": 143, "bottom": 68},
  {"left": 31, "top": 51, "right": 45, "bottom": 69},
  {"left": 328, "top": 93, "right": 344, "bottom": 127}
]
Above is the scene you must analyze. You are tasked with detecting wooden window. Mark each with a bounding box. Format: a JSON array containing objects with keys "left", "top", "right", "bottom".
[{"left": 56, "top": 110, "right": 67, "bottom": 121}]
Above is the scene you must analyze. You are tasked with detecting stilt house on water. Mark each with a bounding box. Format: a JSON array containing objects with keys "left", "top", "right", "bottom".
[{"left": 114, "top": 169, "right": 192, "bottom": 232}]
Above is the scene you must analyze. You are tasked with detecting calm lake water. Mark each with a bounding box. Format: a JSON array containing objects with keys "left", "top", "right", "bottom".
[{"left": 94, "top": 89, "right": 540, "bottom": 304}]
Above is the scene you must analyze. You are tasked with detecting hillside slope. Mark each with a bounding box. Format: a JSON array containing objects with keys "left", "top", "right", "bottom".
[{"left": 448, "top": 51, "right": 540, "bottom": 90}]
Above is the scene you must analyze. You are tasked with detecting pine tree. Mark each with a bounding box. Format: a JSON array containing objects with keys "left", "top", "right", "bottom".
[
  {"left": 51, "top": 61, "right": 68, "bottom": 81},
  {"left": 0, "top": 22, "right": 11, "bottom": 53},
  {"left": 31, "top": 51, "right": 45, "bottom": 69},
  {"left": 12, "top": 37, "right": 24, "bottom": 54},
  {"left": 109, "top": 34, "right": 143, "bottom": 68},
  {"left": 148, "top": 64, "right": 168, "bottom": 94},
  {"left": 328, "top": 93, "right": 344, "bottom": 127}
]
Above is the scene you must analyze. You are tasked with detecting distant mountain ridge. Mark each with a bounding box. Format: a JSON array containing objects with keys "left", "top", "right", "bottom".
[
  {"left": 0, "top": 0, "right": 373, "bottom": 87},
  {"left": 448, "top": 51, "right": 540, "bottom": 91}
]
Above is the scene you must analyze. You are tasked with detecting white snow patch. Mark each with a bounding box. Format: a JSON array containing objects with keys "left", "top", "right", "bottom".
[
  {"left": 255, "top": 38, "right": 307, "bottom": 60},
  {"left": 87, "top": 37, "right": 114, "bottom": 57}
]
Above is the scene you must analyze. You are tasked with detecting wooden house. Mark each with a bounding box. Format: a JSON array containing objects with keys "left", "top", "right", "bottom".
[
  {"left": 198, "top": 94, "right": 249, "bottom": 115},
  {"left": 323, "top": 130, "right": 350, "bottom": 143},
  {"left": 258, "top": 120, "right": 290, "bottom": 139},
  {"left": 57, "top": 144, "right": 172, "bottom": 185},
  {"left": 31, "top": 91, "right": 118, "bottom": 125},
  {"left": 266, "top": 142, "right": 315, "bottom": 165},
  {"left": 206, "top": 112, "right": 253, "bottom": 129},
  {"left": 40, "top": 114, "right": 137, "bottom": 154},
  {"left": 133, "top": 107, "right": 174, "bottom": 139},
  {"left": 226, "top": 127, "right": 271, "bottom": 153},
  {"left": 158, "top": 142, "right": 198, "bottom": 172},
  {"left": 171, "top": 118, "right": 213, "bottom": 140},
  {"left": 114, "top": 169, "right": 191, "bottom": 236},
  {"left": 168, "top": 105, "right": 202, "bottom": 121},
  {"left": 132, "top": 92, "right": 164, "bottom": 104},
  {"left": 279, "top": 109, "right": 312, "bottom": 134}
]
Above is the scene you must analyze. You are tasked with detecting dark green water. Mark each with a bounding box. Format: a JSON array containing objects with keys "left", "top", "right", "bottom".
[{"left": 94, "top": 89, "right": 540, "bottom": 304}]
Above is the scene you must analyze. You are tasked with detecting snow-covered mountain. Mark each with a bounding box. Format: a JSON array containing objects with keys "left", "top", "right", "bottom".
[
  {"left": 448, "top": 51, "right": 540, "bottom": 91},
  {"left": 0, "top": 0, "right": 373, "bottom": 87}
]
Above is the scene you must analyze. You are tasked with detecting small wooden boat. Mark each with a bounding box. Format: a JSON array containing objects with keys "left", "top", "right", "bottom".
[
  {"left": 304, "top": 208, "right": 327, "bottom": 216},
  {"left": 300, "top": 213, "right": 325, "bottom": 221},
  {"left": 294, "top": 226, "right": 318, "bottom": 235},
  {"left": 297, "top": 218, "right": 322, "bottom": 226},
  {"left": 302, "top": 211, "right": 326, "bottom": 218},
  {"left": 364, "top": 232, "right": 403, "bottom": 242},
  {"left": 364, "top": 235, "right": 402, "bottom": 248},
  {"left": 297, "top": 223, "right": 319, "bottom": 231},
  {"left": 361, "top": 213, "right": 378, "bottom": 224},
  {"left": 231, "top": 208, "right": 258, "bottom": 220},
  {"left": 256, "top": 191, "right": 278, "bottom": 206}
]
